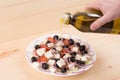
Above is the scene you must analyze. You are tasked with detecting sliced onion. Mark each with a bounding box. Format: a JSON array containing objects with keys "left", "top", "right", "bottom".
[{"left": 68, "top": 63, "right": 76, "bottom": 69}]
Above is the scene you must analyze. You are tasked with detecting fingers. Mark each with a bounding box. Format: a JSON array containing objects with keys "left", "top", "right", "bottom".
[{"left": 90, "top": 12, "right": 115, "bottom": 30}]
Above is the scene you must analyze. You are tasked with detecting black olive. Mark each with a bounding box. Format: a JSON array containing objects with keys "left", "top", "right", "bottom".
[
  {"left": 58, "top": 38, "right": 62, "bottom": 41},
  {"left": 53, "top": 35, "right": 59, "bottom": 40},
  {"left": 68, "top": 39, "right": 74, "bottom": 45},
  {"left": 62, "top": 45, "right": 69, "bottom": 48},
  {"left": 52, "top": 58, "right": 59, "bottom": 62},
  {"left": 55, "top": 63, "right": 60, "bottom": 69},
  {"left": 76, "top": 60, "right": 85, "bottom": 65},
  {"left": 46, "top": 41, "right": 51, "bottom": 44},
  {"left": 80, "top": 45, "right": 86, "bottom": 51},
  {"left": 34, "top": 45, "right": 40, "bottom": 50},
  {"left": 67, "top": 57, "right": 70, "bottom": 63},
  {"left": 31, "top": 56, "right": 37, "bottom": 62},
  {"left": 60, "top": 68, "right": 67, "bottom": 73},
  {"left": 58, "top": 38, "right": 65, "bottom": 41},
  {"left": 62, "top": 38, "right": 65, "bottom": 41},
  {"left": 42, "top": 63, "right": 49, "bottom": 70},
  {"left": 81, "top": 50, "right": 88, "bottom": 55},
  {"left": 70, "top": 52, "right": 77, "bottom": 57},
  {"left": 76, "top": 42, "right": 81, "bottom": 47},
  {"left": 68, "top": 57, "right": 76, "bottom": 62},
  {"left": 52, "top": 48, "right": 56, "bottom": 50}
]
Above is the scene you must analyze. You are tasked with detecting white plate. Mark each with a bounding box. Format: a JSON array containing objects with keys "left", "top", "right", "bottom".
[{"left": 25, "top": 33, "right": 96, "bottom": 76}]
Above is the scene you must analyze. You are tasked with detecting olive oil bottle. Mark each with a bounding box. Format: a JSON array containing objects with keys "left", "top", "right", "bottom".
[{"left": 61, "top": 9, "right": 120, "bottom": 34}]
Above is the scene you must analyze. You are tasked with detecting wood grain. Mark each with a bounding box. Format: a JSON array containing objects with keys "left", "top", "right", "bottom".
[
  {"left": 0, "top": 27, "right": 120, "bottom": 80},
  {"left": 0, "top": 0, "right": 95, "bottom": 43}
]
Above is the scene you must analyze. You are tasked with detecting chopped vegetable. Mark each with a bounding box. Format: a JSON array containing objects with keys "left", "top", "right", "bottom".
[
  {"left": 37, "top": 56, "right": 48, "bottom": 62},
  {"left": 47, "top": 37, "right": 56, "bottom": 43},
  {"left": 29, "top": 34, "right": 95, "bottom": 75}
]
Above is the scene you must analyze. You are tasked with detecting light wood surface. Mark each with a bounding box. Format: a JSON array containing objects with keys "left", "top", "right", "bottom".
[
  {"left": 0, "top": 0, "right": 120, "bottom": 80},
  {"left": 0, "top": 0, "right": 94, "bottom": 43}
]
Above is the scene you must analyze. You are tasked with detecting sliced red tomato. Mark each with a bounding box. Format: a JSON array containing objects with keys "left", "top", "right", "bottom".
[
  {"left": 37, "top": 55, "right": 48, "bottom": 62},
  {"left": 40, "top": 44, "right": 50, "bottom": 51},
  {"left": 62, "top": 49, "right": 68, "bottom": 53},
  {"left": 69, "top": 45, "right": 73, "bottom": 51},
  {"left": 33, "top": 50, "right": 39, "bottom": 57},
  {"left": 60, "top": 54, "right": 65, "bottom": 58},
  {"left": 63, "top": 39, "right": 69, "bottom": 45},
  {"left": 47, "top": 37, "right": 56, "bottom": 43},
  {"left": 40, "top": 44, "right": 46, "bottom": 48}
]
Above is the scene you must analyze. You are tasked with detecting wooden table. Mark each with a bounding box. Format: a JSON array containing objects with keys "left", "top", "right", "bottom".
[{"left": 0, "top": 0, "right": 120, "bottom": 80}]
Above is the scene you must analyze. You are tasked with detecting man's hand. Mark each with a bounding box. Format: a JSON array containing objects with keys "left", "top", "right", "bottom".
[{"left": 86, "top": 0, "right": 120, "bottom": 30}]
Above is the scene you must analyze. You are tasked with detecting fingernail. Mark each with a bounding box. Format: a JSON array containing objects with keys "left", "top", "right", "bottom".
[{"left": 90, "top": 24, "right": 97, "bottom": 31}]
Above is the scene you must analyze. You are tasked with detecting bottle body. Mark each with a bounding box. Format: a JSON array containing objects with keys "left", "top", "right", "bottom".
[{"left": 61, "top": 9, "right": 120, "bottom": 34}]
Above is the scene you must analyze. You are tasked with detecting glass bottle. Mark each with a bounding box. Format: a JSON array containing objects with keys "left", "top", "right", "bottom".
[{"left": 61, "top": 9, "right": 120, "bottom": 34}]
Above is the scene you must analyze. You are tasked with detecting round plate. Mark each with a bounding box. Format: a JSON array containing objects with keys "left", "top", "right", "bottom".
[{"left": 25, "top": 33, "right": 96, "bottom": 76}]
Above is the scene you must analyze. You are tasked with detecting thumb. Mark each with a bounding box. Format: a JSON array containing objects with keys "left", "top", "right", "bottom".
[{"left": 90, "top": 13, "right": 114, "bottom": 30}]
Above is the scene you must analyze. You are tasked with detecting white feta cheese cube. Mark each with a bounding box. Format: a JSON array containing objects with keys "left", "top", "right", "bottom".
[
  {"left": 44, "top": 51, "right": 54, "bottom": 59},
  {"left": 56, "top": 58, "right": 66, "bottom": 68},
  {"left": 72, "top": 46, "right": 79, "bottom": 52},
  {"left": 32, "top": 62, "right": 40, "bottom": 67},
  {"left": 48, "top": 60, "right": 55, "bottom": 66},
  {"left": 36, "top": 48, "right": 46, "bottom": 56},
  {"left": 80, "top": 42, "right": 89, "bottom": 49},
  {"left": 49, "top": 67, "right": 56, "bottom": 73},
  {"left": 81, "top": 56, "right": 87, "bottom": 61},
  {"left": 75, "top": 54, "right": 81, "bottom": 60},
  {"left": 63, "top": 53, "right": 71, "bottom": 59},
  {"left": 47, "top": 43, "right": 54, "bottom": 48},
  {"left": 56, "top": 46, "right": 62, "bottom": 51},
  {"left": 56, "top": 41, "right": 64, "bottom": 46},
  {"left": 54, "top": 53, "right": 60, "bottom": 59}
]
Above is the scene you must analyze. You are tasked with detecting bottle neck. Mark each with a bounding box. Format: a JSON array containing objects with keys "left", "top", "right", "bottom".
[{"left": 61, "top": 13, "right": 71, "bottom": 25}]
